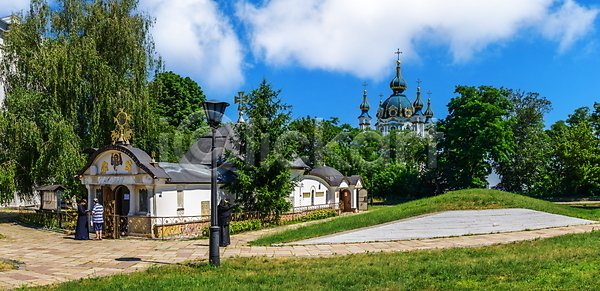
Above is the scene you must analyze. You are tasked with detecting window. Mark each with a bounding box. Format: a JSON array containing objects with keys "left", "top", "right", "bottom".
[
  {"left": 302, "top": 192, "right": 311, "bottom": 198},
  {"left": 96, "top": 188, "right": 102, "bottom": 204},
  {"left": 177, "top": 189, "right": 184, "bottom": 210},
  {"left": 139, "top": 189, "right": 148, "bottom": 213}
]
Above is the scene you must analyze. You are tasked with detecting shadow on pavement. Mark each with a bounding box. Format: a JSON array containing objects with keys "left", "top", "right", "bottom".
[{"left": 116, "top": 257, "right": 170, "bottom": 264}]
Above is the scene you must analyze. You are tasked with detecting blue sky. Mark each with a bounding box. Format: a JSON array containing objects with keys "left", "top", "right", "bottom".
[{"left": 3, "top": 0, "right": 600, "bottom": 128}]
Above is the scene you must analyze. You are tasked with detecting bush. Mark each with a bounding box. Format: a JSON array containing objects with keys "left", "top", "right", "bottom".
[
  {"left": 298, "top": 209, "right": 338, "bottom": 222},
  {"left": 201, "top": 219, "right": 264, "bottom": 237},
  {"left": 230, "top": 219, "right": 263, "bottom": 234}
]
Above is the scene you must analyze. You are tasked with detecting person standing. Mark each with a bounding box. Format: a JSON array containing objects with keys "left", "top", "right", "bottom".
[
  {"left": 74, "top": 199, "right": 89, "bottom": 240},
  {"left": 92, "top": 198, "right": 104, "bottom": 240},
  {"left": 217, "top": 199, "right": 235, "bottom": 247}
]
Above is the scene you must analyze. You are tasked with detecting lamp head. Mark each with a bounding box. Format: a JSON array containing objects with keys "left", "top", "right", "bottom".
[{"left": 202, "top": 100, "right": 230, "bottom": 128}]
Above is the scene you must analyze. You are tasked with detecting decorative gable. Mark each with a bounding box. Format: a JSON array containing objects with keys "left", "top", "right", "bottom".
[{"left": 92, "top": 151, "right": 138, "bottom": 175}]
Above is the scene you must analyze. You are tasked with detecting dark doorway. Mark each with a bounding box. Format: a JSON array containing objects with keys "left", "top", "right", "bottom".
[
  {"left": 115, "top": 186, "right": 130, "bottom": 236},
  {"left": 341, "top": 189, "right": 352, "bottom": 212}
]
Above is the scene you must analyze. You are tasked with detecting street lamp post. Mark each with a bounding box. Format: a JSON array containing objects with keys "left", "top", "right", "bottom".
[{"left": 202, "top": 100, "right": 230, "bottom": 267}]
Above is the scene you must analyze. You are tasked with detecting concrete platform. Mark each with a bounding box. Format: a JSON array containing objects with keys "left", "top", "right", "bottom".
[{"left": 289, "top": 209, "right": 598, "bottom": 245}]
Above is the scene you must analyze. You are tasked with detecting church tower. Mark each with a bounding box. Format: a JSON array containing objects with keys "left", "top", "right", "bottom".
[
  {"left": 369, "top": 50, "right": 435, "bottom": 136},
  {"left": 411, "top": 81, "right": 426, "bottom": 136},
  {"left": 424, "top": 96, "right": 434, "bottom": 123},
  {"left": 375, "top": 50, "right": 415, "bottom": 135},
  {"left": 357, "top": 83, "right": 372, "bottom": 130}
]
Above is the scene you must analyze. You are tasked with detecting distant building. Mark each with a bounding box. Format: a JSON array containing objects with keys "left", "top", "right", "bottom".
[
  {"left": 0, "top": 16, "right": 13, "bottom": 106},
  {"left": 359, "top": 53, "right": 435, "bottom": 136}
]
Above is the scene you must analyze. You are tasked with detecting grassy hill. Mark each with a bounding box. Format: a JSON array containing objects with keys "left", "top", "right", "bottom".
[{"left": 250, "top": 189, "right": 600, "bottom": 246}]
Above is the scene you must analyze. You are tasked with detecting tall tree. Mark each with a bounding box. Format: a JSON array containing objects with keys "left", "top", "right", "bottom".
[
  {"left": 288, "top": 116, "right": 351, "bottom": 168},
  {"left": 547, "top": 118, "right": 600, "bottom": 197},
  {"left": 225, "top": 79, "right": 298, "bottom": 216},
  {"left": 495, "top": 90, "right": 553, "bottom": 196},
  {"left": 0, "top": 0, "right": 159, "bottom": 197},
  {"left": 152, "top": 71, "right": 206, "bottom": 131},
  {"left": 150, "top": 71, "right": 207, "bottom": 162},
  {"left": 438, "top": 86, "right": 515, "bottom": 190},
  {"left": 370, "top": 163, "right": 419, "bottom": 201}
]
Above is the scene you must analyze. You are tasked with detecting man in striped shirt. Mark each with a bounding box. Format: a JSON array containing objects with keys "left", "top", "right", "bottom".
[{"left": 92, "top": 198, "right": 104, "bottom": 240}]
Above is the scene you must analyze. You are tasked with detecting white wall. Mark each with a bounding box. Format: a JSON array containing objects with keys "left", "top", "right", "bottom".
[
  {"left": 293, "top": 177, "right": 329, "bottom": 207},
  {"left": 155, "top": 188, "right": 177, "bottom": 217},
  {"left": 154, "top": 184, "right": 230, "bottom": 217}
]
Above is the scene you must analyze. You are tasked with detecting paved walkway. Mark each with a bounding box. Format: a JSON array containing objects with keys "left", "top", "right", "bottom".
[
  {"left": 0, "top": 210, "right": 597, "bottom": 289},
  {"left": 290, "top": 209, "right": 597, "bottom": 244}
]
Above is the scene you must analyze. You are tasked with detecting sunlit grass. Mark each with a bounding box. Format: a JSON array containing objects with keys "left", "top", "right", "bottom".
[
  {"left": 30, "top": 230, "right": 600, "bottom": 291},
  {"left": 251, "top": 189, "right": 600, "bottom": 245}
]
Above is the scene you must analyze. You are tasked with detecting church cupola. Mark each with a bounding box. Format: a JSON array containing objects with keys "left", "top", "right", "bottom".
[
  {"left": 376, "top": 99, "right": 383, "bottom": 119},
  {"left": 424, "top": 97, "right": 434, "bottom": 122},
  {"left": 413, "top": 82, "right": 425, "bottom": 116},
  {"left": 358, "top": 84, "right": 372, "bottom": 130},
  {"left": 389, "top": 49, "right": 407, "bottom": 95},
  {"left": 389, "top": 60, "right": 407, "bottom": 94}
]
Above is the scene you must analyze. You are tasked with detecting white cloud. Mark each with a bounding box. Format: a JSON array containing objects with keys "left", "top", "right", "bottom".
[
  {"left": 539, "top": 0, "right": 599, "bottom": 53},
  {"left": 238, "top": 0, "right": 599, "bottom": 80},
  {"left": 4, "top": 0, "right": 597, "bottom": 90},
  {"left": 140, "top": 0, "right": 244, "bottom": 93}
]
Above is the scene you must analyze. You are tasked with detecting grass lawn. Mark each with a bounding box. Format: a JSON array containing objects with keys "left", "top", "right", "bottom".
[
  {"left": 251, "top": 189, "right": 600, "bottom": 245},
  {"left": 31, "top": 230, "right": 600, "bottom": 291}
]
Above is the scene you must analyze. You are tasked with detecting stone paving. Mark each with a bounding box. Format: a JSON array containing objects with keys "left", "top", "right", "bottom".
[{"left": 0, "top": 210, "right": 597, "bottom": 289}]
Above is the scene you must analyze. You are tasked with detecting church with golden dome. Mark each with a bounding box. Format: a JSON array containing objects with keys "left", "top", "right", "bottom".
[{"left": 358, "top": 52, "right": 435, "bottom": 136}]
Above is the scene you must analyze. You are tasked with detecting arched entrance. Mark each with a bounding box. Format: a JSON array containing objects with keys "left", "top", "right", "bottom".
[
  {"left": 340, "top": 189, "right": 352, "bottom": 212},
  {"left": 114, "top": 186, "right": 130, "bottom": 216}
]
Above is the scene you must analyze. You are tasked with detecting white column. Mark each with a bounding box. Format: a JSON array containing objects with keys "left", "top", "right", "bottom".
[
  {"left": 146, "top": 186, "right": 154, "bottom": 216},
  {"left": 86, "top": 185, "right": 93, "bottom": 211},
  {"left": 127, "top": 186, "right": 135, "bottom": 216}
]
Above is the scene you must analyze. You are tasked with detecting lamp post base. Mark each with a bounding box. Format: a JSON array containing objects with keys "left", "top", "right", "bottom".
[{"left": 209, "top": 225, "right": 220, "bottom": 267}]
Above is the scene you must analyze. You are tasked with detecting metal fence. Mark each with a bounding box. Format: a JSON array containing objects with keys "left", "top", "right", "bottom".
[
  {"left": 18, "top": 203, "right": 340, "bottom": 240},
  {"left": 18, "top": 208, "right": 78, "bottom": 231}
]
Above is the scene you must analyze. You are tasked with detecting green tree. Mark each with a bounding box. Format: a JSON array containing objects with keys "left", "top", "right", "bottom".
[
  {"left": 322, "top": 128, "right": 384, "bottom": 189},
  {"left": 370, "top": 163, "right": 419, "bottom": 201},
  {"left": 288, "top": 116, "right": 352, "bottom": 168},
  {"left": 225, "top": 79, "right": 298, "bottom": 216},
  {"left": 150, "top": 72, "right": 208, "bottom": 162},
  {"left": 152, "top": 71, "right": 206, "bottom": 131},
  {"left": 495, "top": 90, "right": 553, "bottom": 196},
  {"left": 438, "top": 86, "right": 515, "bottom": 191},
  {"left": 382, "top": 130, "right": 428, "bottom": 167},
  {"left": 547, "top": 119, "right": 600, "bottom": 196},
  {"left": 0, "top": 0, "right": 159, "bottom": 198},
  {"left": 566, "top": 107, "right": 591, "bottom": 125}
]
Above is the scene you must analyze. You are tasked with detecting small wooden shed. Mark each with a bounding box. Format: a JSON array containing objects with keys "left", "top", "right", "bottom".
[{"left": 36, "top": 185, "right": 67, "bottom": 211}]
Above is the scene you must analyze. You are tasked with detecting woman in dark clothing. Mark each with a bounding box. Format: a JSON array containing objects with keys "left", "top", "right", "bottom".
[
  {"left": 217, "top": 199, "right": 235, "bottom": 247},
  {"left": 74, "top": 199, "right": 89, "bottom": 240}
]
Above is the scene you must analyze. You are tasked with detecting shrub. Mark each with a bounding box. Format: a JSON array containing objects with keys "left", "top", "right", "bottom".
[
  {"left": 298, "top": 209, "right": 338, "bottom": 222},
  {"left": 230, "top": 219, "right": 263, "bottom": 234},
  {"left": 201, "top": 219, "right": 264, "bottom": 237}
]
